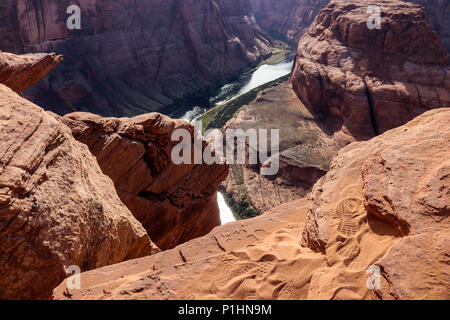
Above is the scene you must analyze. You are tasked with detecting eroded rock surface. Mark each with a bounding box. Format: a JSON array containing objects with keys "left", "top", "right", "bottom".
[
  {"left": 62, "top": 112, "right": 229, "bottom": 250},
  {"left": 291, "top": 0, "right": 449, "bottom": 139},
  {"left": 0, "top": 0, "right": 272, "bottom": 117},
  {"left": 0, "top": 52, "right": 62, "bottom": 93},
  {"left": 250, "top": 0, "right": 329, "bottom": 41},
  {"left": 250, "top": 0, "right": 450, "bottom": 53},
  {"left": 54, "top": 109, "right": 450, "bottom": 300},
  {"left": 0, "top": 85, "right": 158, "bottom": 300}
]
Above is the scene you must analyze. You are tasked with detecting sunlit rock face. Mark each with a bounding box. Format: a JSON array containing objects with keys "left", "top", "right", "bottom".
[
  {"left": 0, "top": 0, "right": 272, "bottom": 117},
  {"left": 291, "top": 0, "right": 449, "bottom": 140}
]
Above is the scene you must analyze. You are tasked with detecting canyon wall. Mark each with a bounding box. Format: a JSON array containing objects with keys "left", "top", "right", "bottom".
[
  {"left": 0, "top": 53, "right": 159, "bottom": 300},
  {"left": 53, "top": 108, "right": 450, "bottom": 300},
  {"left": 219, "top": 0, "right": 449, "bottom": 219},
  {"left": 250, "top": 0, "right": 329, "bottom": 41},
  {"left": 250, "top": 0, "right": 449, "bottom": 52},
  {"left": 291, "top": 0, "right": 449, "bottom": 140},
  {"left": 62, "top": 112, "right": 229, "bottom": 250},
  {"left": 0, "top": 0, "right": 272, "bottom": 117}
]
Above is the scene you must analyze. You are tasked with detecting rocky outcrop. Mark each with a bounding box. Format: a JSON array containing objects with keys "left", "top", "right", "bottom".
[
  {"left": 0, "top": 52, "right": 62, "bottom": 93},
  {"left": 406, "top": 0, "right": 450, "bottom": 52},
  {"left": 0, "top": 85, "right": 158, "bottom": 300},
  {"left": 62, "top": 112, "right": 229, "bottom": 250},
  {"left": 53, "top": 108, "right": 450, "bottom": 300},
  {"left": 291, "top": 0, "right": 449, "bottom": 140},
  {"left": 0, "top": 0, "right": 273, "bottom": 117},
  {"left": 302, "top": 108, "right": 450, "bottom": 299},
  {"left": 250, "top": 0, "right": 329, "bottom": 41}
]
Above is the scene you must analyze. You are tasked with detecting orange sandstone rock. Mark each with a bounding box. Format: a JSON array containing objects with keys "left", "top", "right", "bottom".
[
  {"left": 0, "top": 85, "right": 158, "bottom": 300},
  {"left": 53, "top": 108, "right": 450, "bottom": 300}
]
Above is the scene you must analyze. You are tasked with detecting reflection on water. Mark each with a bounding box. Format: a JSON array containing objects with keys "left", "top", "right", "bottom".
[
  {"left": 237, "top": 60, "right": 294, "bottom": 96},
  {"left": 218, "top": 192, "right": 236, "bottom": 225},
  {"left": 180, "top": 59, "right": 294, "bottom": 123}
]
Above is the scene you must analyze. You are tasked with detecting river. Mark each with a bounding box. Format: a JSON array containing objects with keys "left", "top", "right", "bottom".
[
  {"left": 181, "top": 59, "right": 294, "bottom": 123},
  {"left": 180, "top": 58, "right": 294, "bottom": 224}
]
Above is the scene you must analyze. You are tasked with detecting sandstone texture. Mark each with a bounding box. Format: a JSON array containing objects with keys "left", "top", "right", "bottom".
[
  {"left": 302, "top": 108, "right": 450, "bottom": 299},
  {"left": 0, "top": 51, "right": 62, "bottom": 93},
  {"left": 0, "top": 0, "right": 273, "bottom": 117},
  {"left": 62, "top": 112, "right": 229, "bottom": 250},
  {"left": 251, "top": 0, "right": 450, "bottom": 53},
  {"left": 54, "top": 109, "right": 450, "bottom": 300},
  {"left": 0, "top": 85, "right": 158, "bottom": 300},
  {"left": 291, "top": 0, "right": 449, "bottom": 140}
]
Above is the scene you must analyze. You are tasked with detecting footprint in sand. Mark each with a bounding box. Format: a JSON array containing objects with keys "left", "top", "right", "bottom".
[
  {"left": 336, "top": 197, "right": 364, "bottom": 238},
  {"left": 336, "top": 243, "right": 360, "bottom": 261}
]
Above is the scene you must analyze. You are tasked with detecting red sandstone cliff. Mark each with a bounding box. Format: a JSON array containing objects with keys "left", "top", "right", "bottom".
[
  {"left": 61, "top": 112, "right": 229, "bottom": 250},
  {"left": 250, "top": 0, "right": 449, "bottom": 53},
  {"left": 0, "top": 0, "right": 273, "bottom": 117},
  {"left": 291, "top": 0, "right": 449, "bottom": 140},
  {"left": 250, "top": 0, "right": 329, "bottom": 41},
  {"left": 219, "top": 0, "right": 449, "bottom": 219}
]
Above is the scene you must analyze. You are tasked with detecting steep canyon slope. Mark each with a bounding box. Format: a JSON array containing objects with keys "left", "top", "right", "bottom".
[
  {"left": 61, "top": 112, "right": 229, "bottom": 250},
  {"left": 0, "top": 0, "right": 273, "bottom": 117},
  {"left": 291, "top": 0, "right": 449, "bottom": 139}
]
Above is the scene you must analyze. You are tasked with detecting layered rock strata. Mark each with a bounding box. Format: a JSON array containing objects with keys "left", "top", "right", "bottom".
[
  {"left": 0, "top": 85, "right": 158, "bottom": 300},
  {"left": 0, "top": 0, "right": 273, "bottom": 116},
  {"left": 291, "top": 0, "right": 449, "bottom": 139},
  {"left": 62, "top": 112, "right": 229, "bottom": 250}
]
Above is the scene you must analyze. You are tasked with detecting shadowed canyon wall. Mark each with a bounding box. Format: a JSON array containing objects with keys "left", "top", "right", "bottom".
[{"left": 0, "top": 0, "right": 273, "bottom": 117}]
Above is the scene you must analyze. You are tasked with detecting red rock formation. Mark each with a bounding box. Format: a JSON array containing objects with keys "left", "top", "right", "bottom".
[
  {"left": 291, "top": 0, "right": 449, "bottom": 140},
  {"left": 221, "top": 81, "right": 348, "bottom": 218},
  {"left": 251, "top": 0, "right": 449, "bottom": 53},
  {"left": 302, "top": 108, "right": 450, "bottom": 299},
  {"left": 0, "top": 84, "right": 158, "bottom": 300},
  {"left": 62, "top": 112, "right": 229, "bottom": 250},
  {"left": 0, "top": 0, "right": 272, "bottom": 117},
  {"left": 0, "top": 52, "right": 62, "bottom": 93},
  {"left": 405, "top": 0, "right": 450, "bottom": 52},
  {"left": 53, "top": 108, "right": 450, "bottom": 300}
]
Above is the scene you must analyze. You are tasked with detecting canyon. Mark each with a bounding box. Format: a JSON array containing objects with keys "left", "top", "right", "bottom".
[
  {"left": 0, "top": 52, "right": 227, "bottom": 299},
  {"left": 0, "top": 0, "right": 448, "bottom": 300},
  {"left": 214, "top": 0, "right": 449, "bottom": 219},
  {"left": 0, "top": 0, "right": 273, "bottom": 117},
  {"left": 250, "top": 0, "right": 449, "bottom": 53}
]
